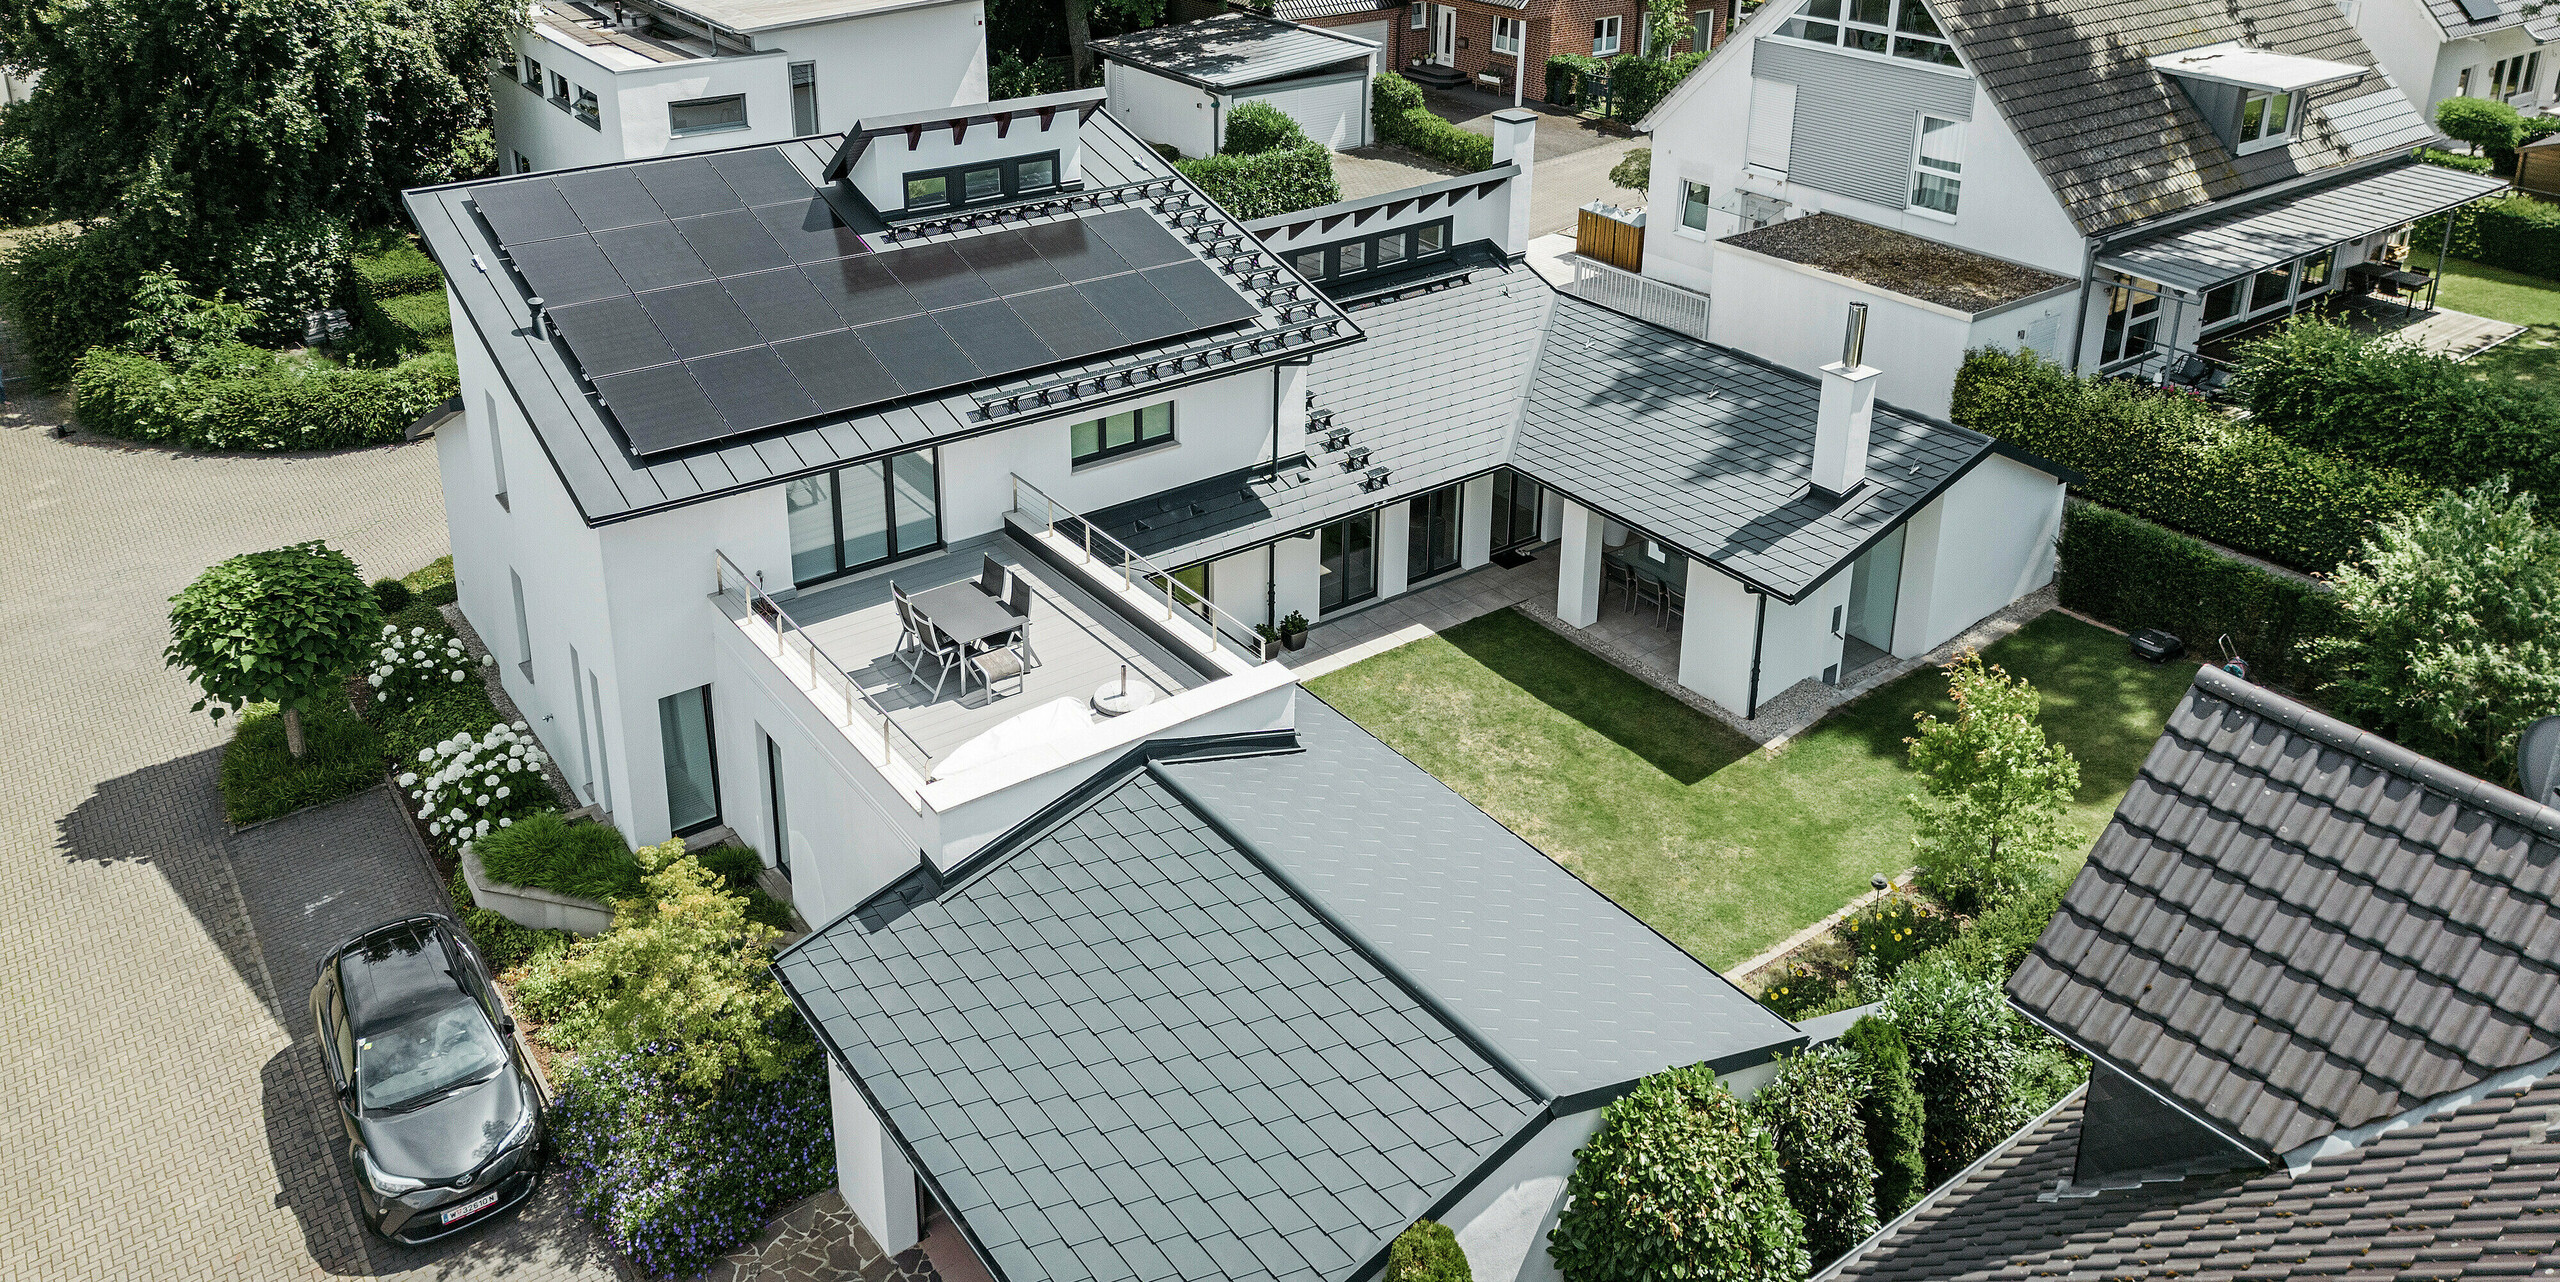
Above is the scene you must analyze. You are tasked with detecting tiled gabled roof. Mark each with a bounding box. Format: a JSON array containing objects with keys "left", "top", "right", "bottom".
[{"left": 2008, "top": 666, "right": 2560, "bottom": 1161}]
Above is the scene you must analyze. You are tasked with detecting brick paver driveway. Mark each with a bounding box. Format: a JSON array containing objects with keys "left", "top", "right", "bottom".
[{"left": 0, "top": 418, "right": 615, "bottom": 1279}]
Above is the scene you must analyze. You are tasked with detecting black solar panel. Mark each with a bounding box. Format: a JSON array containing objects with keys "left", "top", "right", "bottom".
[
  {"left": 938, "top": 299, "right": 1055, "bottom": 373},
  {"left": 855, "top": 315, "right": 980, "bottom": 394},
  {"left": 1075, "top": 273, "right": 1189, "bottom": 345},
  {"left": 1021, "top": 220, "right": 1130, "bottom": 278},
  {"left": 591, "top": 363, "right": 724, "bottom": 456},
  {"left": 677, "top": 208, "right": 791, "bottom": 277},
  {"left": 755, "top": 197, "right": 870, "bottom": 263},
  {"left": 1141, "top": 261, "right": 1260, "bottom": 329},
  {"left": 473, "top": 181, "right": 584, "bottom": 245},
  {"left": 640, "top": 280, "right": 762, "bottom": 360},
  {"left": 725, "top": 267, "right": 843, "bottom": 343},
  {"left": 551, "top": 168, "right": 663, "bottom": 234},
  {"left": 1008, "top": 283, "right": 1128, "bottom": 361},
  {"left": 633, "top": 157, "right": 745, "bottom": 219},
  {"left": 803, "top": 256, "right": 918, "bottom": 327},
  {"left": 690, "top": 346, "right": 821, "bottom": 431},
  {"left": 590, "top": 221, "right": 712, "bottom": 293},
  {"left": 953, "top": 231, "right": 1066, "bottom": 295},
  {"left": 881, "top": 243, "right": 995, "bottom": 309},
  {"left": 708, "top": 148, "right": 814, "bottom": 206},
  {"left": 546, "top": 295, "right": 677, "bottom": 376},
  {"left": 1085, "top": 208, "right": 1195, "bottom": 270},
  {"left": 774, "top": 330, "right": 903, "bottom": 411},
  {"left": 509, "top": 234, "right": 628, "bottom": 307}
]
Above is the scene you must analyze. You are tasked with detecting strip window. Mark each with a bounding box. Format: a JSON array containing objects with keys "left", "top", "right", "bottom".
[
  {"left": 901, "top": 151, "right": 1062, "bottom": 214},
  {"left": 1287, "top": 218, "right": 1453, "bottom": 285},
  {"left": 669, "top": 94, "right": 748, "bottom": 137},
  {"left": 1070, "top": 402, "right": 1174, "bottom": 466}
]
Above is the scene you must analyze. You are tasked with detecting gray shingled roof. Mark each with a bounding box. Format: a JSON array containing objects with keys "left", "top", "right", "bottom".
[
  {"left": 403, "top": 117, "right": 1358, "bottom": 525},
  {"left": 1094, "top": 12, "right": 1376, "bottom": 89},
  {"left": 1088, "top": 265, "right": 1553, "bottom": 565},
  {"left": 2414, "top": 0, "right": 2560, "bottom": 42},
  {"left": 1511, "top": 296, "right": 1996, "bottom": 602},
  {"left": 2098, "top": 161, "right": 2508, "bottom": 293},
  {"left": 1159, "top": 697, "right": 1803, "bottom": 1103},
  {"left": 1929, "top": 0, "right": 2436, "bottom": 235},
  {"left": 2008, "top": 665, "right": 2560, "bottom": 1161},
  {"left": 1820, "top": 1075, "right": 2560, "bottom": 1282},
  {"left": 778, "top": 766, "right": 1545, "bottom": 1282}
]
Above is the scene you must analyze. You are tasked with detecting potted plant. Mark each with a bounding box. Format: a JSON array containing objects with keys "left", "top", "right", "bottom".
[
  {"left": 1254, "top": 622, "right": 1285, "bottom": 661},
  {"left": 1279, "top": 611, "right": 1310, "bottom": 652}
]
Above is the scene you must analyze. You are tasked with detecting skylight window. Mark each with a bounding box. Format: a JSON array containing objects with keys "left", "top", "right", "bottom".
[{"left": 1780, "top": 0, "right": 1959, "bottom": 67}]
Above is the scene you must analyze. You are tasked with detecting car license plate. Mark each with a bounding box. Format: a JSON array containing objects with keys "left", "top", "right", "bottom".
[{"left": 441, "top": 1190, "right": 500, "bottom": 1225}]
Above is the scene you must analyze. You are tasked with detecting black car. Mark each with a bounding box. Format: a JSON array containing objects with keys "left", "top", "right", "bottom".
[{"left": 309, "top": 914, "right": 544, "bottom": 1244}]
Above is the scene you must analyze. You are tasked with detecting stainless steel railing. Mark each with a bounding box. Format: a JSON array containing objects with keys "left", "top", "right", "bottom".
[
  {"left": 1007, "top": 474, "right": 1272, "bottom": 668},
  {"left": 712, "top": 549, "right": 934, "bottom": 778}
]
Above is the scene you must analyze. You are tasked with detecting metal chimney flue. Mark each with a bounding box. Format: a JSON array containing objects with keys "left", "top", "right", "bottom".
[{"left": 1841, "top": 302, "right": 1869, "bottom": 369}]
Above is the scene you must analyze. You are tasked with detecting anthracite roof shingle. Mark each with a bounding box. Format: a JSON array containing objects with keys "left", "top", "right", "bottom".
[{"left": 2008, "top": 666, "right": 2560, "bottom": 1161}]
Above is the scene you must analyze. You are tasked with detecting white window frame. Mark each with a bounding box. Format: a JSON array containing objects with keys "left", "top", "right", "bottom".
[
  {"left": 2235, "top": 88, "right": 2293, "bottom": 153},
  {"left": 668, "top": 93, "right": 750, "bottom": 137},
  {"left": 790, "top": 60, "right": 819, "bottom": 135},
  {"left": 485, "top": 392, "right": 508, "bottom": 508},
  {"left": 1677, "top": 179, "right": 1712, "bottom": 238},
  {"left": 1410, "top": 1, "right": 1428, "bottom": 27},
  {"left": 1492, "top": 15, "right": 1523, "bottom": 55},
  {"left": 1908, "top": 113, "right": 1963, "bottom": 220},
  {"left": 1592, "top": 15, "right": 1621, "bottom": 55}
]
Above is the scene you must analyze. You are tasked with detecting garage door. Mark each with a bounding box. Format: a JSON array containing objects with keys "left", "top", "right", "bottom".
[
  {"left": 1336, "top": 19, "right": 1390, "bottom": 76},
  {"left": 1241, "top": 73, "right": 1369, "bottom": 150}
]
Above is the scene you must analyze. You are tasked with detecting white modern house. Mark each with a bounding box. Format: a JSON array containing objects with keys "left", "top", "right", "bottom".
[
  {"left": 2353, "top": 0, "right": 2557, "bottom": 118},
  {"left": 1632, "top": 0, "right": 2509, "bottom": 416},
  {"left": 491, "top": 0, "right": 988, "bottom": 174},
  {"left": 407, "top": 88, "right": 2071, "bottom": 1282}
]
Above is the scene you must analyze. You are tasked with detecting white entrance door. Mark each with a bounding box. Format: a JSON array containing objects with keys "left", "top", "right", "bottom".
[{"left": 1433, "top": 5, "right": 1457, "bottom": 65}]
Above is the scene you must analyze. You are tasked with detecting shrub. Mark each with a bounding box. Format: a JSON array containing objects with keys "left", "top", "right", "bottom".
[
  {"left": 2419, "top": 146, "right": 2496, "bottom": 174},
  {"left": 1748, "top": 1048, "right": 1880, "bottom": 1263},
  {"left": 1837, "top": 1017, "right": 1927, "bottom": 1218},
  {"left": 1881, "top": 956, "right": 2026, "bottom": 1183},
  {"left": 376, "top": 679, "right": 505, "bottom": 769},
  {"left": 1549, "top": 1062, "right": 1807, "bottom": 1282},
  {"left": 2055, "top": 503, "right": 2344, "bottom": 689},
  {"left": 1372, "top": 74, "right": 1495, "bottom": 171},
  {"left": 1175, "top": 141, "right": 1343, "bottom": 219},
  {"left": 550, "top": 1047, "right": 835, "bottom": 1280},
  {"left": 1374, "top": 69, "right": 1426, "bottom": 135},
  {"left": 1951, "top": 346, "right": 2429, "bottom": 572},
  {"left": 990, "top": 49, "right": 1069, "bottom": 99},
  {"left": 1387, "top": 1219, "right": 1471, "bottom": 1282},
  {"left": 1, "top": 222, "right": 150, "bottom": 386},
  {"left": 1222, "top": 99, "right": 1308, "bottom": 156},
  {"left": 475, "top": 811, "right": 643, "bottom": 902},
  {"left": 370, "top": 577, "right": 413, "bottom": 615},
  {"left": 1904, "top": 653, "right": 2079, "bottom": 915},
  {"left": 2233, "top": 319, "right": 2560, "bottom": 499},
  {"left": 364, "top": 622, "right": 481, "bottom": 711},
  {"left": 0, "top": 127, "right": 48, "bottom": 227},
  {"left": 694, "top": 843, "right": 798, "bottom": 933},
  {"left": 1544, "top": 53, "right": 1602, "bottom": 108},
  {"left": 398, "top": 720, "right": 554, "bottom": 852},
  {"left": 1756, "top": 956, "right": 1836, "bottom": 1020},
  {"left": 1839, "top": 889, "right": 1956, "bottom": 978},
  {"left": 1605, "top": 52, "right": 1707, "bottom": 123},
  {"left": 1932, "top": 875, "right": 2067, "bottom": 983},
  {"left": 167, "top": 540, "right": 380, "bottom": 758},
  {"left": 449, "top": 869, "right": 573, "bottom": 972},
  {"left": 2438, "top": 96, "right": 2525, "bottom": 154},
  {"left": 353, "top": 240, "right": 443, "bottom": 298},
  {"left": 219, "top": 701, "right": 384, "bottom": 825},
  {"left": 71, "top": 342, "right": 460, "bottom": 452},
  {"left": 2423, "top": 192, "right": 2560, "bottom": 281}
]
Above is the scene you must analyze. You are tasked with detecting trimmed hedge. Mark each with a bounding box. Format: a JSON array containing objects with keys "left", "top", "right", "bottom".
[
  {"left": 71, "top": 343, "right": 458, "bottom": 451},
  {"left": 1373, "top": 73, "right": 1495, "bottom": 171},
  {"left": 1176, "top": 141, "right": 1343, "bottom": 220},
  {"left": 1951, "top": 346, "right": 2429, "bottom": 572},
  {"left": 1222, "top": 99, "right": 1307, "bottom": 156},
  {"left": 1838, "top": 1017, "right": 1928, "bottom": 1219},
  {"left": 1607, "top": 52, "right": 1707, "bottom": 123},
  {"left": 2233, "top": 318, "right": 2560, "bottom": 498},
  {"left": 1550, "top": 1062, "right": 1808, "bottom": 1282},
  {"left": 2056, "top": 502, "right": 2343, "bottom": 689},
  {"left": 1749, "top": 1048, "right": 1881, "bottom": 1264},
  {"left": 2418, "top": 147, "right": 2495, "bottom": 174},
  {"left": 2421, "top": 192, "right": 2560, "bottom": 281},
  {"left": 354, "top": 241, "right": 444, "bottom": 298},
  {"left": 1880, "top": 957, "right": 2028, "bottom": 1183},
  {"left": 1545, "top": 53, "right": 1602, "bottom": 108}
]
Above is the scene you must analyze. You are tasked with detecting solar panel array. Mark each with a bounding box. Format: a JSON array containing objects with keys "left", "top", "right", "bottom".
[{"left": 472, "top": 148, "right": 1263, "bottom": 458}]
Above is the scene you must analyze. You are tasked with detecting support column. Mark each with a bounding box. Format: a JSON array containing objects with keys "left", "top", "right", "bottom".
[
  {"left": 1557, "top": 500, "right": 1605, "bottom": 628},
  {"left": 831, "top": 1061, "right": 919, "bottom": 1253},
  {"left": 1378, "top": 500, "right": 1413, "bottom": 599},
  {"left": 1459, "top": 473, "right": 1496, "bottom": 569}
]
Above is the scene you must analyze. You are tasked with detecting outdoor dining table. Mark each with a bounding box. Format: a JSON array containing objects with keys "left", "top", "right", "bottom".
[
  {"left": 908, "top": 581, "right": 1026, "bottom": 653},
  {"left": 1606, "top": 542, "right": 1690, "bottom": 589}
]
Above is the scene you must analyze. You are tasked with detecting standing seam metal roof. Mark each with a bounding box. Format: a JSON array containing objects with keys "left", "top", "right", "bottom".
[
  {"left": 2096, "top": 161, "right": 2509, "bottom": 293},
  {"left": 1093, "top": 12, "right": 1378, "bottom": 89},
  {"left": 2007, "top": 666, "right": 2560, "bottom": 1160}
]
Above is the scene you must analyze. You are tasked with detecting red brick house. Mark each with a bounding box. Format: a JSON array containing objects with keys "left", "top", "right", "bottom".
[{"left": 1266, "top": 0, "right": 1729, "bottom": 103}]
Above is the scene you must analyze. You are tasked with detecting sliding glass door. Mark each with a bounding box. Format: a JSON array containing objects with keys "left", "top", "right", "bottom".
[
  {"left": 1319, "top": 512, "right": 1377, "bottom": 612},
  {"left": 1491, "top": 468, "right": 1543, "bottom": 551},
  {"left": 1408, "top": 484, "right": 1461, "bottom": 582},
  {"left": 786, "top": 448, "right": 943, "bottom": 586},
  {"left": 658, "top": 685, "right": 721, "bottom": 836}
]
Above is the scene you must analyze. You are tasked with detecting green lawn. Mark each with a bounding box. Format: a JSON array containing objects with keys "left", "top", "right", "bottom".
[
  {"left": 2409, "top": 251, "right": 2560, "bottom": 387},
  {"left": 1306, "top": 609, "right": 2198, "bottom": 970}
]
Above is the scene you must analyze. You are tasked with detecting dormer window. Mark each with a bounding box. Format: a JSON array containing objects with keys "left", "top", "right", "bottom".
[
  {"left": 2238, "top": 89, "right": 2292, "bottom": 146},
  {"left": 900, "top": 151, "right": 1062, "bottom": 214},
  {"left": 2149, "top": 42, "right": 2364, "bottom": 157},
  {"left": 1779, "top": 0, "right": 1959, "bottom": 68}
]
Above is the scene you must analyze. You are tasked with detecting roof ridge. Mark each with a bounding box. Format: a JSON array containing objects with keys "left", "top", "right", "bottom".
[{"left": 2191, "top": 666, "right": 2560, "bottom": 843}]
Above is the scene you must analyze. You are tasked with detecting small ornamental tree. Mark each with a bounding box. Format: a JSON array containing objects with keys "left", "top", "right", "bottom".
[
  {"left": 2437, "top": 96, "right": 2526, "bottom": 155},
  {"left": 1387, "top": 1219, "right": 1472, "bottom": 1282},
  {"left": 1882, "top": 956, "right": 2026, "bottom": 1183},
  {"left": 1904, "top": 651, "right": 2081, "bottom": 913},
  {"left": 165, "top": 541, "right": 380, "bottom": 758},
  {"left": 1837, "top": 1016, "right": 1928, "bottom": 1217},
  {"left": 1609, "top": 147, "right": 1652, "bottom": 196},
  {"left": 1747, "top": 1047, "right": 1880, "bottom": 1263},
  {"left": 2304, "top": 479, "right": 2560, "bottom": 780},
  {"left": 1548, "top": 1062, "right": 1808, "bottom": 1282}
]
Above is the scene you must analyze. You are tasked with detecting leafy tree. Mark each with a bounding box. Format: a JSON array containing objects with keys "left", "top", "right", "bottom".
[
  {"left": 1061, "top": 0, "right": 1167, "bottom": 89},
  {"left": 1838, "top": 1016, "right": 1927, "bottom": 1217},
  {"left": 1387, "top": 1219, "right": 1472, "bottom": 1282},
  {"left": 1645, "top": 0, "right": 1691, "bottom": 54},
  {"left": 1748, "top": 1047, "right": 1880, "bottom": 1263},
  {"left": 517, "top": 838, "right": 804, "bottom": 1092},
  {"left": 1904, "top": 651, "right": 2080, "bottom": 913},
  {"left": 165, "top": 541, "right": 381, "bottom": 758},
  {"left": 1881, "top": 956, "right": 2026, "bottom": 1183},
  {"left": 1608, "top": 147, "right": 1651, "bottom": 196},
  {"left": 2304, "top": 479, "right": 2560, "bottom": 780},
  {"left": 119, "top": 269, "right": 261, "bottom": 365},
  {"left": 1548, "top": 1062, "right": 1808, "bottom": 1282},
  {"left": 2438, "top": 96, "right": 2526, "bottom": 155}
]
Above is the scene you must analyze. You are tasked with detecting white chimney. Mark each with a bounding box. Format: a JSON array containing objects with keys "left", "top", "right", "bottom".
[
  {"left": 1491, "top": 107, "right": 1537, "bottom": 260},
  {"left": 1811, "top": 303, "right": 1879, "bottom": 497}
]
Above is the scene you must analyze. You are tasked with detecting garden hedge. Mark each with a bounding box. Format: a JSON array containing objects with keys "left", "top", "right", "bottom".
[
  {"left": 71, "top": 343, "right": 459, "bottom": 451},
  {"left": 2420, "top": 192, "right": 2560, "bottom": 281},
  {"left": 1544, "top": 54, "right": 1601, "bottom": 108},
  {"left": 1838, "top": 1017, "right": 1927, "bottom": 1218},
  {"left": 1176, "top": 141, "right": 1343, "bottom": 220},
  {"left": 1951, "top": 346, "right": 2429, "bottom": 572},
  {"left": 2056, "top": 502, "right": 2343, "bottom": 688},
  {"left": 1221, "top": 99, "right": 1307, "bottom": 156},
  {"left": 1373, "top": 73, "right": 1495, "bottom": 171},
  {"left": 1606, "top": 52, "right": 1706, "bottom": 123},
  {"left": 1749, "top": 1048, "right": 1881, "bottom": 1263},
  {"left": 1550, "top": 1062, "right": 1808, "bottom": 1282},
  {"left": 1880, "top": 958, "right": 2028, "bottom": 1183},
  {"left": 2235, "top": 318, "right": 2560, "bottom": 498}
]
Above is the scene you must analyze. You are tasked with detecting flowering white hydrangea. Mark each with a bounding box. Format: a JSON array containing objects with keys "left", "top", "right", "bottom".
[
  {"left": 368, "top": 624, "right": 475, "bottom": 710},
  {"left": 407, "top": 721, "right": 552, "bottom": 851}
]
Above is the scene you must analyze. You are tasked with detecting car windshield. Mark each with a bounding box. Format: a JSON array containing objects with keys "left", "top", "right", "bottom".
[{"left": 354, "top": 999, "right": 505, "bottom": 1112}]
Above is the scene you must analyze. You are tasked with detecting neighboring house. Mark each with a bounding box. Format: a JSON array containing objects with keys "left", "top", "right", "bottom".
[
  {"left": 1097, "top": 12, "right": 1382, "bottom": 156},
  {"left": 2352, "top": 0, "right": 2559, "bottom": 119},
  {"left": 492, "top": 0, "right": 987, "bottom": 174},
  {"left": 405, "top": 86, "right": 2067, "bottom": 1281},
  {"left": 1635, "top": 0, "right": 2508, "bottom": 414},
  {"left": 1272, "top": 0, "right": 1724, "bottom": 102},
  {"left": 1820, "top": 663, "right": 2560, "bottom": 1281}
]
